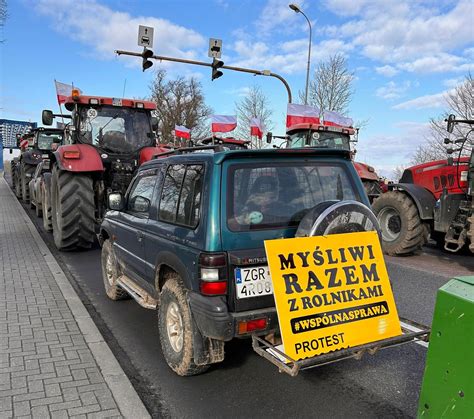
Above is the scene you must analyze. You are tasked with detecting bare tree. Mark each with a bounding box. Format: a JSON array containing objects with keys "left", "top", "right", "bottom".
[
  {"left": 234, "top": 86, "right": 274, "bottom": 148},
  {"left": 392, "top": 166, "right": 407, "bottom": 181},
  {"left": 149, "top": 69, "right": 212, "bottom": 144},
  {"left": 303, "top": 54, "right": 355, "bottom": 115},
  {"left": 411, "top": 74, "right": 473, "bottom": 164}
]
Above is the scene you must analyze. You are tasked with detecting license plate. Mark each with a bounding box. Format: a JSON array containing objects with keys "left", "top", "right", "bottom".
[{"left": 235, "top": 266, "right": 273, "bottom": 299}]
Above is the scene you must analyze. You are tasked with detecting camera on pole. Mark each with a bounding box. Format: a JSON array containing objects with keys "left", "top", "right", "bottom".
[
  {"left": 211, "top": 58, "right": 224, "bottom": 81},
  {"left": 142, "top": 48, "right": 154, "bottom": 72}
]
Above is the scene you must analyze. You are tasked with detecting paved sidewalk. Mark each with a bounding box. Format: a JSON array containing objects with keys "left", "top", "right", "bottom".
[{"left": 0, "top": 177, "right": 150, "bottom": 418}]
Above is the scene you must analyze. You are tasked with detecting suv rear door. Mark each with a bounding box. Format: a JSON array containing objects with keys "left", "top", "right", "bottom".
[{"left": 220, "top": 156, "right": 363, "bottom": 312}]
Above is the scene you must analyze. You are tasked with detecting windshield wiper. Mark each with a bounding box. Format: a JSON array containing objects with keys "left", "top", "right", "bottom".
[{"left": 95, "top": 114, "right": 120, "bottom": 144}]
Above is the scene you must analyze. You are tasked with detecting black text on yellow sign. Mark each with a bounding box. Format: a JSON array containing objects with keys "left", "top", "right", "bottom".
[{"left": 264, "top": 231, "right": 402, "bottom": 361}]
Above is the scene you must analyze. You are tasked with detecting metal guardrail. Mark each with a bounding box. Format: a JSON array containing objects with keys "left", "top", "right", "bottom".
[{"left": 252, "top": 317, "right": 430, "bottom": 377}]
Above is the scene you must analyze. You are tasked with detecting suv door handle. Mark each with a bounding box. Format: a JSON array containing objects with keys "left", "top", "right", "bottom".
[{"left": 136, "top": 231, "right": 144, "bottom": 242}]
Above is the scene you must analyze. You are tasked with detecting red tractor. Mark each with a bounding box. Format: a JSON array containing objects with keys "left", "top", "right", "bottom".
[
  {"left": 267, "top": 123, "right": 383, "bottom": 202},
  {"left": 42, "top": 90, "right": 167, "bottom": 250},
  {"left": 373, "top": 115, "right": 473, "bottom": 255}
]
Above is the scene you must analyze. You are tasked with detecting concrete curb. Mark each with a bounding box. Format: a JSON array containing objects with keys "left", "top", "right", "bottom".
[{"left": 3, "top": 177, "right": 151, "bottom": 419}]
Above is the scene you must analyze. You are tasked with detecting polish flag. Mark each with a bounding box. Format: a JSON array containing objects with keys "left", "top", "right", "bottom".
[
  {"left": 55, "top": 80, "right": 82, "bottom": 104},
  {"left": 323, "top": 110, "right": 353, "bottom": 128},
  {"left": 211, "top": 115, "right": 237, "bottom": 133},
  {"left": 250, "top": 117, "right": 264, "bottom": 139},
  {"left": 286, "top": 103, "right": 320, "bottom": 127},
  {"left": 174, "top": 125, "right": 191, "bottom": 139},
  {"left": 19, "top": 139, "right": 29, "bottom": 149}
]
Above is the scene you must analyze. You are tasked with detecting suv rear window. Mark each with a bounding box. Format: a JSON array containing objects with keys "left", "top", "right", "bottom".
[{"left": 227, "top": 162, "right": 359, "bottom": 231}]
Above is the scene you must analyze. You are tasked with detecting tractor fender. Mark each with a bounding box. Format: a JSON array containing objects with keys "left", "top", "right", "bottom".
[
  {"left": 389, "top": 183, "right": 436, "bottom": 220},
  {"left": 353, "top": 161, "right": 379, "bottom": 181},
  {"left": 21, "top": 151, "right": 42, "bottom": 166},
  {"left": 139, "top": 146, "right": 170, "bottom": 165},
  {"left": 54, "top": 144, "right": 104, "bottom": 172}
]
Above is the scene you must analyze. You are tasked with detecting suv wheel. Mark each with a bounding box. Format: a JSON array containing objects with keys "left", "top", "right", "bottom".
[
  {"left": 101, "top": 240, "right": 129, "bottom": 300},
  {"left": 158, "top": 275, "right": 209, "bottom": 376}
]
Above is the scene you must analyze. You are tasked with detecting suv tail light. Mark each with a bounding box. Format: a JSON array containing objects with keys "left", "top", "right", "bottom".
[
  {"left": 199, "top": 252, "right": 227, "bottom": 296},
  {"left": 238, "top": 318, "right": 267, "bottom": 334}
]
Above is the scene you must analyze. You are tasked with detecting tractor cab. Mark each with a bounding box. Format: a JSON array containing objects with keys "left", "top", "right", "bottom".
[
  {"left": 286, "top": 123, "right": 354, "bottom": 150},
  {"left": 34, "top": 128, "right": 64, "bottom": 152},
  {"left": 201, "top": 136, "right": 250, "bottom": 150}
]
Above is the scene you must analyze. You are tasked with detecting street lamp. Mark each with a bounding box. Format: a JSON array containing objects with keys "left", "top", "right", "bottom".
[{"left": 289, "top": 3, "right": 312, "bottom": 105}]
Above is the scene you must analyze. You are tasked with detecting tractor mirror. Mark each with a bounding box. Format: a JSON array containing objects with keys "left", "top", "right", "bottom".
[
  {"left": 108, "top": 193, "right": 125, "bottom": 211},
  {"left": 9, "top": 148, "right": 13, "bottom": 154},
  {"left": 266, "top": 132, "right": 273, "bottom": 144},
  {"left": 446, "top": 114, "right": 456, "bottom": 133},
  {"left": 151, "top": 117, "right": 159, "bottom": 131},
  {"left": 42, "top": 110, "right": 54, "bottom": 126}
]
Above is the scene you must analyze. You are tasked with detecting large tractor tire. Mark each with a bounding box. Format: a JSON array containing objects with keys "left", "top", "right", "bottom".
[
  {"left": 42, "top": 182, "right": 53, "bottom": 232},
  {"left": 468, "top": 215, "right": 474, "bottom": 253},
  {"left": 14, "top": 166, "right": 22, "bottom": 199},
  {"left": 372, "top": 191, "right": 426, "bottom": 256},
  {"left": 51, "top": 167, "right": 95, "bottom": 250},
  {"left": 10, "top": 161, "right": 17, "bottom": 193},
  {"left": 20, "top": 163, "right": 35, "bottom": 203}
]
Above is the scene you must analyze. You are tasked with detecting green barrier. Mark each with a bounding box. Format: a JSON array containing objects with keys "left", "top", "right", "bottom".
[{"left": 418, "top": 276, "right": 474, "bottom": 418}]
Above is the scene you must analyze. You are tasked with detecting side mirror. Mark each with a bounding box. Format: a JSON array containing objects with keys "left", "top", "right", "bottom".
[
  {"left": 151, "top": 117, "right": 159, "bottom": 131},
  {"left": 446, "top": 114, "right": 456, "bottom": 133},
  {"left": 266, "top": 132, "right": 273, "bottom": 144},
  {"left": 108, "top": 193, "right": 125, "bottom": 211},
  {"left": 130, "top": 196, "right": 150, "bottom": 212},
  {"left": 9, "top": 148, "right": 13, "bottom": 154},
  {"left": 42, "top": 110, "right": 54, "bottom": 126}
]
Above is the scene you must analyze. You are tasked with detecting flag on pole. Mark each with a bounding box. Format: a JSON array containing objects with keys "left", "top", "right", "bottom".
[
  {"left": 323, "top": 110, "right": 353, "bottom": 128},
  {"left": 211, "top": 115, "right": 237, "bottom": 133},
  {"left": 250, "top": 117, "right": 264, "bottom": 139},
  {"left": 55, "top": 80, "right": 82, "bottom": 104},
  {"left": 286, "top": 103, "right": 320, "bottom": 127},
  {"left": 175, "top": 125, "right": 191, "bottom": 139}
]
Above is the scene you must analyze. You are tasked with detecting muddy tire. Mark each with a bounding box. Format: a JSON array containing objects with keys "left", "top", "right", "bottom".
[
  {"left": 35, "top": 194, "right": 43, "bottom": 218},
  {"left": 42, "top": 182, "right": 53, "bottom": 232},
  {"left": 51, "top": 166, "right": 95, "bottom": 250},
  {"left": 21, "top": 163, "right": 35, "bottom": 203},
  {"left": 467, "top": 215, "right": 474, "bottom": 253},
  {"left": 101, "top": 240, "right": 129, "bottom": 300},
  {"left": 158, "top": 274, "right": 209, "bottom": 376},
  {"left": 14, "top": 167, "right": 22, "bottom": 199},
  {"left": 11, "top": 161, "right": 17, "bottom": 193},
  {"left": 372, "top": 191, "right": 426, "bottom": 256}
]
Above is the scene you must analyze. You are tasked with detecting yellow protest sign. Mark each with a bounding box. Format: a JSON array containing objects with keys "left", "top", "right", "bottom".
[{"left": 264, "top": 231, "right": 401, "bottom": 361}]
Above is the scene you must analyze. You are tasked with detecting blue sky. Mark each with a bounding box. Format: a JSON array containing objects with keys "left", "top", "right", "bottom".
[{"left": 1, "top": 0, "right": 473, "bottom": 177}]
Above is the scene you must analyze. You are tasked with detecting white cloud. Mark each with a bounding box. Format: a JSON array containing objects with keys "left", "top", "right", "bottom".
[
  {"left": 375, "top": 81, "right": 411, "bottom": 100},
  {"left": 321, "top": 0, "right": 474, "bottom": 74},
  {"left": 34, "top": 0, "right": 206, "bottom": 66},
  {"left": 375, "top": 65, "right": 398, "bottom": 77},
  {"left": 257, "top": 0, "right": 309, "bottom": 34},
  {"left": 392, "top": 89, "right": 453, "bottom": 110}
]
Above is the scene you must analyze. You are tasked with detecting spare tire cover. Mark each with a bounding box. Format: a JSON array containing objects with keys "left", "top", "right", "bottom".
[{"left": 295, "top": 200, "right": 381, "bottom": 239}]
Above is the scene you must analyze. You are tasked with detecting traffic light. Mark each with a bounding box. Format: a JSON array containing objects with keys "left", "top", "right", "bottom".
[
  {"left": 142, "top": 48, "right": 153, "bottom": 72},
  {"left": 211, "top": 58, "right": 224, "bottom": 81}
]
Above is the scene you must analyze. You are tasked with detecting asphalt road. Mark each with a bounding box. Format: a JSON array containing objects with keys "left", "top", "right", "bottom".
[{"left": 21, "top": 200, "right": 473, "bottom": 419}]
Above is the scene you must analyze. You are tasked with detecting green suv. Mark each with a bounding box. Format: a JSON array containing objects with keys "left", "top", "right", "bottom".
[{"left": 100, "top": 146, "right": 376, "bottom": 375}]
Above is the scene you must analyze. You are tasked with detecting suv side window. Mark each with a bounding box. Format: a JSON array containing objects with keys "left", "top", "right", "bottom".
[
  {"left": 159, "top": 164, "right": 204, "bottom": 227},
  {"left": 127, "top": 174, "right": 157, "bottom": 216}
]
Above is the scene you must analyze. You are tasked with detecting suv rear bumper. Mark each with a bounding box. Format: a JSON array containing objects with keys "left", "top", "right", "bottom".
[{"left": 188, "top": 292, "right": 279, "bottom": 341}]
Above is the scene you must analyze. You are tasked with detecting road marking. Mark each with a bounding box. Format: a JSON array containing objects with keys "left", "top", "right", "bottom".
[{"left": 400, "top": 321, "right": 429, "bottom": 348}]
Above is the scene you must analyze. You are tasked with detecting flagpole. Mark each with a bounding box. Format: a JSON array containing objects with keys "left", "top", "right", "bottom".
[{"left": 54, "top": 80, "right": 65, "bottom": 125}]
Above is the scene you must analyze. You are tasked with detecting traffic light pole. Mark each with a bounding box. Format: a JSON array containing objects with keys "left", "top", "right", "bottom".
[{"left": 115, "top": 49, "right": 293, "bottom": 103}]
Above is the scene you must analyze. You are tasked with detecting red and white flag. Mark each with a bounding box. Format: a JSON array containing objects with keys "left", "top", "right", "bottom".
[
  {"left": 55, "top": 80, "right": 82, "bottom": 104},
  {"left": 211, "top": 115, "right": 237, "bottom": 133},
  {"left": 19, "top": 139, "right": 29, "bottom": 149},
  {"left": 174, "top": 125, "right": 191, "bottom": 139},
  {"left": 323, "top": 110, "right": 353, "bottom": 128},
  {"left": 286, "top": 103, "right": 320, "bottom": 127},
  {"left": 250, "top": 117, "right": 264, "bottom": 139}
]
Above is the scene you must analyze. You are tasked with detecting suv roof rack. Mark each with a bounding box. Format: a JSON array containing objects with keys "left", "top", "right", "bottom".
[{"left": 153, "top": 145, "right": 225, "bottom": 159}]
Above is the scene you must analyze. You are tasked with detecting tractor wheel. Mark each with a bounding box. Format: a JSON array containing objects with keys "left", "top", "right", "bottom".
[
  {"left": 42, "top": 182, "right": 53, "bottom": 232},
  {"left": 372, "top": 191, "right": 426, "bottom": 256},
  {"left": 21, "top": 163, "right": 35, "bottom": 203},
  {"left": 467, "top": 215, "right": 474, "bottom": 253},
  {"left": 35, "top": 192, "right": 43, "bottom": 218},
  {"left": 11, "top": 161, "right": 17, "bottom": 192},
  {"left": 14, "top": 166, "right": 22, "bottom": 199},
  {"left": 51, "top": 167, "right": 95, "bottom": 251},
  {"left": 158, "top": 273, "right": 210, "bottom": 376}
]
